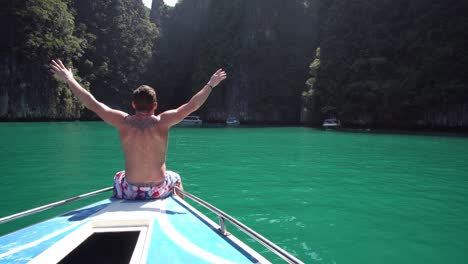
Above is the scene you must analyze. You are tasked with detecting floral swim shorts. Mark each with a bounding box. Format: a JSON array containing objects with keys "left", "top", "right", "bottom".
[{"left": 113, "top": 170, "right": 181, "bottom": 200}]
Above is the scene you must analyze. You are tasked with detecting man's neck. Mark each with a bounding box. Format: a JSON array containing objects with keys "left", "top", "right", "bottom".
[
  {"left": 135, "top": 111, "right": 154, "bottom": 117},
  {"left": 125, "top": 112, "right": 157, "bottom": 129}
]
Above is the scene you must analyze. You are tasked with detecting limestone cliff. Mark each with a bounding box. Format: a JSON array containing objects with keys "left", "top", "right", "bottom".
[
  {"left": 150, "top": 0, "right": 319, "bottom": 123},
  {"left": 0, "top": 0, "right": 84, "bottom": 120}
]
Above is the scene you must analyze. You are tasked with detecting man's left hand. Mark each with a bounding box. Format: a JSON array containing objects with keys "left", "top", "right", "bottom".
[{"left": 207, "top": 69, "right": 227, "bottom": 88}]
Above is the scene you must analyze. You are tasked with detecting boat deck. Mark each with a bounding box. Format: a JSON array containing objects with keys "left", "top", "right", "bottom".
[{"left": 0, "top": 196, "right": 269, "bottom": 263}]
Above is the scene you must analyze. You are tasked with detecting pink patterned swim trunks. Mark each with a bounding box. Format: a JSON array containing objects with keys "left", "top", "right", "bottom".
[{"left": 113, "top": 170, "right": 181, "bottom": 200}]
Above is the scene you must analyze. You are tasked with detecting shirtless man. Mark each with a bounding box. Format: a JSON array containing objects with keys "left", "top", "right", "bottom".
[{"left": 50, "top": 59, "right": 227, "bottom": 200}]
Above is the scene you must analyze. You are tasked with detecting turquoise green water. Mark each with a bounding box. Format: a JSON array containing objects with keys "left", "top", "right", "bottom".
[{"left": 1, "top": 122, "right": 468, "bottom": 263}]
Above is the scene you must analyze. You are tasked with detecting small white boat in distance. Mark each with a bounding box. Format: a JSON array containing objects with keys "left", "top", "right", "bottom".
[
  {"left": 322, "top": 118, "right": 341, "bottom": 129},
  {"left": 226, "top": 116, "right": 240, "bottom": 125},
  {"left": 178, "top": 115, "right": 202, "bottom": 126}
]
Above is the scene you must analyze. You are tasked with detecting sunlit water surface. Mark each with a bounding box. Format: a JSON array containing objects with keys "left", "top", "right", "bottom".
[{"left": 1, "top": 122, "right": 467, "bottom": 263}]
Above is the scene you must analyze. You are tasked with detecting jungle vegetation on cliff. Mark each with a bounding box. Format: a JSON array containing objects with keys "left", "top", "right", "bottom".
[{"left": 1, "top": 0, "right": 467, "bottom": 128}]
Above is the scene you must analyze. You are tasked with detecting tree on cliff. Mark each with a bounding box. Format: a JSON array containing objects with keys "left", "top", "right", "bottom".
[
  {"left": 73, "top": 0, "right": 158, "bottom": 113},
  {"left": 313, "top": 0, "right": 468, "bottom": 127},
  {"left": 7, "top": 0, "right": 87, "bottom": 119},
  {"left": 301, "top": 47, "right": 322, "bottom": 123}
]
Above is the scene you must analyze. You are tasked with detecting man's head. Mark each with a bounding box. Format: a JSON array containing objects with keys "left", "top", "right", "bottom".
[{"left": 132, "top": 85, "right": 157, "bottom": 112}]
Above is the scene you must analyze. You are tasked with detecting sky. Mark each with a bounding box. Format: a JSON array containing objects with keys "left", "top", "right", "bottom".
[{"left": 142, "top": 0, "right": 178, "bottom": 8}]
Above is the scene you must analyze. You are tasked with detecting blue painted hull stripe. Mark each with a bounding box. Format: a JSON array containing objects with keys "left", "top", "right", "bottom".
[
  {"left": 0, "top": 199, "right": 111, "bottom": 263},
  {"left": 0, "top": 198, "right": 263, "bottom": 263},
  {"left": 147, "top": 197, "right": 259, "bottom": 263}
]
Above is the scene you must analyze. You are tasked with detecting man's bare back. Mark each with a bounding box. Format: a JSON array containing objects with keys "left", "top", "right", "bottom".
[{"left": 119, "top": 114, "right": 169, "bottom": 184}]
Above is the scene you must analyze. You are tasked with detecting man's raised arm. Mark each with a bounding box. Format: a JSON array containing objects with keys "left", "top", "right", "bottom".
[
  {"left": 160, "top": 69, "right": 227, "bottom": 127},
  {"left": 49, "top": 59, "right": 127, "bottom": 128}
]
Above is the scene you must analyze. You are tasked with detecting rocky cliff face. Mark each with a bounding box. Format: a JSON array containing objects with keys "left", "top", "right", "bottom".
[
  {"left": 307, "top": 0, "right": 468, "bottom": 128},
  {"left": 0, "top": 57, "right": 82, "bottom": 120},
  {"left": 147, "top": 0, "right": 212, "bottom": 110},
  {"left": 210, "top": 1, "right": 319, "bottom": 123},
  {"left": 152, "top": 0, "right": 320, "bottom": 123},
  {"left": 0, "top": 1, "right": 83, "bottom": 120},
  {"left": 0, "top": 3, "right": 13, "bottom": 118},
  {"left": 2, "top": 0, "right": 467, "bottom": 128}
]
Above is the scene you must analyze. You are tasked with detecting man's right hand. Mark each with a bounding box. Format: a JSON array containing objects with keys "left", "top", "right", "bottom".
[
  {"left": 50, "top": 60, "right": 74, "bottom": 82},
  {"left": 207, "top": 69, "right": 227, "bottom": 88}
]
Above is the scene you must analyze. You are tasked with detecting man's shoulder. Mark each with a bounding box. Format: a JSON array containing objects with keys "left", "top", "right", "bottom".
[
  {"left": 119, "top": 115, "right": 170, "bottom": 131},
  {"left": 156, "top": 112, "right": 176, "bottom": 128}
]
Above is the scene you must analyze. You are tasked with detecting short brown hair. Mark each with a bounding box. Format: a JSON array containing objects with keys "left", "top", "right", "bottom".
[{"left": 133, "top": 85, "right": 157, "bottom": 111}]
